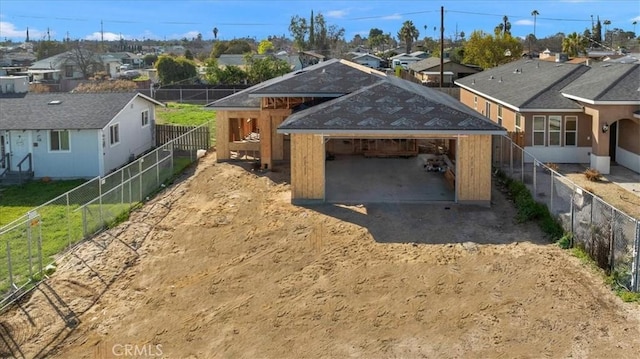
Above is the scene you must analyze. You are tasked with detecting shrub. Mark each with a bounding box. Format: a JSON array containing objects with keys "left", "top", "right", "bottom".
[
  {"left": 584, "top": 168, "right": 601, "bottom": 182},
  {"left": 557, "top": 233, "right": 572, "bottom": 249},
  {"left": 545, "top": 162, "right": 559, "bottom": 173}
]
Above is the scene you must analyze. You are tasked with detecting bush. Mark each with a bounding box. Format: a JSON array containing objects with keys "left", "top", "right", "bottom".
[
  {"left": 584, "top": 168, "right": 601, "bottom": 182},
  {"left": 546, "top": 162, "right": 559, "bottom": 173}
]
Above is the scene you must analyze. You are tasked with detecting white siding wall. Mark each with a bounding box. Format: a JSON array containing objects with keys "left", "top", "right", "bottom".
[
  {"left": 617, "top": 147, "right": 640, "bottom": 173},
  {"left": 30, "top": 129, "right": 100, "bottom": 178},
  {"left": 523, "top": 146, "right": 591, "bottom": 164},
  {"left": 102, "top": 96, "right": 155, "bottom": 174}
]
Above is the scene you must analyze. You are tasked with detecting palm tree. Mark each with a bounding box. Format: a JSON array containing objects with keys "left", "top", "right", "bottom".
[
  {"left": 495, "top": 15, "right": 512, "bottom": 36},
  {"left": 398, "top": 20, "right": 419, "bottom": 54},
  {"left": 603, "top": 20, "right": 611, "bottom": 47},
  {"left": 531, "top": 10, "right": 539, "bottom": 38},
  {"left": 562, "top": 32, "right": 587, "bottom": 57},
  {"left": 633, "top": 21, "right": 637, "bottom": 38},
  {"left": 213, "top": 27, "right": 219, "bottom": 40}
]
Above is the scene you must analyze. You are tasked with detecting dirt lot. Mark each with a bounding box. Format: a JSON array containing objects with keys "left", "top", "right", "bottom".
[{"left": 2, "top": 152, "right": 640, "bottom": 359}]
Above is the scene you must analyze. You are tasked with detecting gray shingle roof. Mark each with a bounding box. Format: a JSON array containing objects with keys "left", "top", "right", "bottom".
[
  {"left": 278, "top": 76, "right": 505, "bottom": 134},
  {"left": 0, "top": 92, "right": 150, "bottom": 130},
  {"left": 561, "top": 63, "right": 640, "bottom": 102},
  {"left": 205, "top": 59, "right": 385, "bottom": 109},
  {"left": 455, "top": 59, "right": 587, "bottom": 110},
  {"left": 408, "top": 58, "right": 449, "bottom": 72},
  {"left": 249, "top": 59, "right": 385, "bottom": 97}
]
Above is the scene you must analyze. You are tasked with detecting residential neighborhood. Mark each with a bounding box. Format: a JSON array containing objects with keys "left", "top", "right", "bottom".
[{"left": 0, "top": 1, "right": 639, "bottom": 358}]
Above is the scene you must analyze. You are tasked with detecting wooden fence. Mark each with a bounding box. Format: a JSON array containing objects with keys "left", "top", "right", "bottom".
[{"left": 155, "top": 124, "right": 211, "bottom": 150}]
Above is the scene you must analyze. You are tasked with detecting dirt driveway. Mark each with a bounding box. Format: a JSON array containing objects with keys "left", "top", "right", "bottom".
[{"left": 1, "top": 153, "right": 639, "bottom": 358}]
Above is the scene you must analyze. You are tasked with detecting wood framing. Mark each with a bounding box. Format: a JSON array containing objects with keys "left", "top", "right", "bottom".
[
  {"left": 456, "top": 135, "right": 492, "bottom": 205},
  {"left": 290, "top": 134, "right": 325, "bottom": 202}
]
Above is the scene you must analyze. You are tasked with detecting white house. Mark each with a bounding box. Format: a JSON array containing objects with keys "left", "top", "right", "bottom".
[
  {"left": 0, "top": 90, "right": 164, "bottom": 179},
  {"left": 389, "top": 53, "right": 422, "bottom": 69},
  {"left": 350, "top": 53, "right": 383, "bottom": 69}
]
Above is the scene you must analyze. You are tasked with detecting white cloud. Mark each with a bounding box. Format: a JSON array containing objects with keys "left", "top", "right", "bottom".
[
  {"left": 326, "top": 9, "right": 348, "bottom": 19},
  {"left": 381, "top": 14, "right": 402, "bottom": 20},
  {"left": 85, "top": 32, "right": 122, "bottom": 41},
  {"left": 632, "top": 15, "right": 640, "bottom": 22},
  {"left": 0, "top": 21, "right": 45, "bottom": 40},
  {"left": 515, "top": 19, "right": 534, "bottom": 26}
]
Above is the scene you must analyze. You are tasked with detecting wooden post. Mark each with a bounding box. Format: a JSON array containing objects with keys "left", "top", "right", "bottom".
[
  {"left": 259, "top": 111, "right": 272, "bottom": 169},
  {"left": 216, "top": 111, "right": 230, "bottom": 161}
]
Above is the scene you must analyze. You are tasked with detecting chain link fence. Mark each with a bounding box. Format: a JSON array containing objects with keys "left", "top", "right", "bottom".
[
  {"left": 492, "top": 135, "right": 640, "bottom": 292},
  {"left": 0, "top": 123, "right": 211, "bottom": 308}
]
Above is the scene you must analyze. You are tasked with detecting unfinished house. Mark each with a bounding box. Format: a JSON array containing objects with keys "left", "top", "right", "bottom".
[{"left": 207, "top": 59, "right": 505, "bottom": 205}]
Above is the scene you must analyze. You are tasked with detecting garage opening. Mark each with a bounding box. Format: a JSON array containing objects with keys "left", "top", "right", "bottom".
[{"left": 325, "top": 138, "right": 456, "bottom": 203}]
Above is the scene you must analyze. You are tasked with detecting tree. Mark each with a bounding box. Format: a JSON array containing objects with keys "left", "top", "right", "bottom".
[
  {"left": 309, "top": 10, "right": 315, "bottom": 50},
  {"left": 244, "top": 54, "right": 291, "bottom": 84},
  {"left": 398, "top": 21, "right": 419, "bottom": 54},
  {"left": 562, "top": 32, "right": 588, "bottom": 57},
  {"left": 205, "top": 58, "right": 248, "bottom": 85},
  {"left": 143, "top": 54, "right": 158, "bottom": 66},
  {"left": 463, "top": 30, "right": 522, "bottom": 69},
  {"left": 213, "top": 27, "right": 219, "bottom": 40},
  {"left": 63, "top": 42, "right": 103, "bottom": 79},
  {"left": 368, "top": 28, "right": 385, "bottom": 49},
  {"left": 603, "top": 19, "right": 612, "bottom": 47},
  {"left": 495, "top": 15, "right": 512, "bottom": 36},
  {"left": 289, "top": 15, "right": 308, "bottom": 51},
  {"left": 155, "top": 55, "right": 197, "bottom": 85},
  {"left": 258, "top": 39, "right": 275, "bottom": 54},
  {"left": 633, "top": 21, "right": 638, "bottom": 38},
  {"left": 531, "top": 10, "right": 539, "bottom": 38},
  {"left": 184, "top": 49, "right": 194, "bottom": 60}
]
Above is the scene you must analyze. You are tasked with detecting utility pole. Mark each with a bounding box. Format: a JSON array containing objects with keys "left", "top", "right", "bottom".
[{"left": 440, "top": 6, "right": 444, "bottom": 88}]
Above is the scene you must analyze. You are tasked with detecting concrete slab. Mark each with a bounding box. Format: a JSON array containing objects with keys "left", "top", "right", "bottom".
[{"left": 325, "top": 155, "right": 454, "bottom": 203}]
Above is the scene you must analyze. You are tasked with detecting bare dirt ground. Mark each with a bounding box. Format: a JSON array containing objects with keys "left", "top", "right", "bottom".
[
  {"left": 561, "top": 166, "right": 640, "bottom": 220},
  {"left": 2, "top": 152, "right": 640, "bottom": 359}
]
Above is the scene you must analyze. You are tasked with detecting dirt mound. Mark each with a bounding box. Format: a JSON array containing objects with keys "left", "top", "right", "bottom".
[{"left": 2, "top": 153, "right": 639, "bottom": 358}]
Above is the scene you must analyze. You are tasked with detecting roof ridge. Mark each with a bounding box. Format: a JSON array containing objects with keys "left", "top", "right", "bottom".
[
  {"left": 593, "top": 63, "right": 639, "bottom": 101},
  {"left": 519, "top": 63, "right": 587, "bottom": 108}
]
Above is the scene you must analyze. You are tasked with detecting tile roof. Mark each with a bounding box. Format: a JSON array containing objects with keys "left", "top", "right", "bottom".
[
  {"left": 0, "top": 92, "right": 153, "bottom": 130},
  {"left": 278, "top": 76, "right": 505, "bottom": 134},
  {"left": 455, "top": 59, "right": 587, "bottom": 110}
]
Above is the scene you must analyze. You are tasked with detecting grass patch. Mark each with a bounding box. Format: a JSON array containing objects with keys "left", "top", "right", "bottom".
[
  {"left": 155, "top": 102, "right": 215, "bottom": 126},
  {"left": 0, "top": 179, "right": 86, "bottom": 226}
]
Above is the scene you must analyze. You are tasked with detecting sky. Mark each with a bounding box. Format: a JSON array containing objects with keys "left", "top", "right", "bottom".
[{"left": 0, "top": 0, "right": 639, "bottom": 43}]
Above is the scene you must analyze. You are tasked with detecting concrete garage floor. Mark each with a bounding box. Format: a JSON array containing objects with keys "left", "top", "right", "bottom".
[{"left": 325, "top": 155, "right": 454, "bottom": 203}]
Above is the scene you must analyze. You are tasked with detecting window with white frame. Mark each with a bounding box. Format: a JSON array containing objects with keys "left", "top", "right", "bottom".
[
  {"left": 497, "top": 104, "right": 503, "bottom": 125},
  {"left": 473, "top": 96, "right": 478, "bottom": 110},
  {"left": 485, "top": 102, "right": 491, "bottom": 118},
  {"left": 141, "top": 110, "right": 149, "bottom": 127},
  {"left": 565, "top": 116, "right": 577, "bottom": 146},
  {"left": 50, "top": 130, "right": 70, "bottom": 151},
  {"left": 548, "top": 115, "right": 561, "bottom": 146},
  {"left": 110, "top": 124, "right": 120, "bottom": 145},
  {"left": 515, "top": 112, "right": 522, "bottom": 131},
  {"left": 533, "top": 116, "right": 545, "bottom": 146}
]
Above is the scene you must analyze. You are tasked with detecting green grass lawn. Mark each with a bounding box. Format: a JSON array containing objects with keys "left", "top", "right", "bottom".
[
  {"left": 155, "top": 102, "right": 216, "bottom": 126},
  {"left": 0, "top": 179, "right": 86, "bottom": 226}
]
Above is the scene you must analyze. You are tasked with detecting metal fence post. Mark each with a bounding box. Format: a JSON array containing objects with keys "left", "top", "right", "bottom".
[
  {"left": 26, "top": 218, "right": 33, "bottom": 278},
  {"left": 633, "top": 221, "right": 640, "bottom": 291},
  {"left": 520, "top": 148, "right": 524, "bottom": 182},
  {"left": 6, "top": 241, "right": 13, "bottom": 290},
  {"left": 510, "top": 142, "right": 514, "bottom": 177},
  {"left": 550, "top": 171, "right": 554, "bottom": 214},
  {"left": 156, "top": 149, "right": 160, "bottom": 186},
  {"left": 98, "top": 178, "right": 104, "bottom": 227},
  {"left": 139, "top": 159, "right": 143, "bottom": 201},
  {"left": 38, "top": 219, "right": 43, "bottom": 276},
  {"left": 121, "top": 169, "right": 125, "bottom": 205},
  {"left": 533, "top": 160, "right": 537, "bottom": 196},
  {"left": 66, "top": 192, "right": 71, "bottom": 247}
]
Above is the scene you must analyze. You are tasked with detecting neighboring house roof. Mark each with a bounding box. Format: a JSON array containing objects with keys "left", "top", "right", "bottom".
[
  {"left": 217, "top": 54, "right": 247, "bottom": 67},
  {"left": 352, "top": 53, "right": 383, "bottom": 61},
  {"left": 278, "top": 76, "right": 505, "bottom": 135},
  {"left": 455, "top": 59, "right": 590, "bottom": 111},
  {"left": 0, "top": 92, "right": 163, "bottom": 130},
  {"left": 389, "top": 53, "right": 408, "bottom": 60},
  {"left": 409, "top": 51, "right": 429, "bottom": 58},
  {"left": 408, "top": 58, "right": 450, "bottom": 72},
  {"left": 561, "top": 63, "right": 640, "bottom": 103},
  {"left": 29, "top": 51, "right": 71, "bottom": 69}
]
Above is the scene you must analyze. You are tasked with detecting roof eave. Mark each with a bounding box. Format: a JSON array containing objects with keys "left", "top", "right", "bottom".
[
  {"left": 248, "top": 93, "right": 345, "bottom": 98},
  {"left": 562, "top": 93, "right": 640, "bottom": 105},
  {"left": 277, "top": 129, "right": 507, "bottom": 136},
  {"left": 205, "top": 106, "right": 261, "bottom": 111}
]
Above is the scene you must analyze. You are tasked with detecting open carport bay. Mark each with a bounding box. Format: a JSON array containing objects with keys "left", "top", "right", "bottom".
[{"left": 325, "top": 155, "right": 454, "bottom": 203}]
